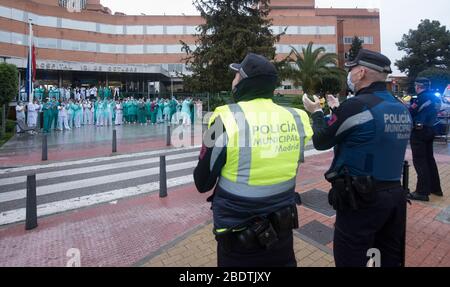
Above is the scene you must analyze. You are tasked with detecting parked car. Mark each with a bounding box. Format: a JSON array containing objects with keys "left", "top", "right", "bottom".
[{"left": 435, "top": 92, "right": 449, "bottom": 137}]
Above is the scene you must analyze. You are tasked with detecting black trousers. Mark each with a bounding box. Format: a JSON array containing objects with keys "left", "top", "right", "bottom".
[
  {"left": 334, "top": 187, "right": 406, "bottom": 267},
  {"left": 410, "top": 128, "right": 442, "bottom": 196},
  {"left": 217, "top": 230, "right": 297, "bottom": 267}
]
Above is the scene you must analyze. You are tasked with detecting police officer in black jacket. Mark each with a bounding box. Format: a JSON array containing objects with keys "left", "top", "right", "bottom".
[
  {"left": 407, "top": 77, "right": 443, "bottom": 201},
  {"left": 303, "top": 49, "right": 413, "bottom": 267}
]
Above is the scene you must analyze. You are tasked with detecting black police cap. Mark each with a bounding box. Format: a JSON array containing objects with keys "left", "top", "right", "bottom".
[
  {"left": 414, "top": 77, "right": 431, "bottom": 87},
  {"left": 345, "top": 49, "right": 392, "bottom": 74},
  {"left": 229, "top": 53, "right": 278, "bottom": 79}
]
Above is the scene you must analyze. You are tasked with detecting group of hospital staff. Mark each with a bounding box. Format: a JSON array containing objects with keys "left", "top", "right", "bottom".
[{"left": 16, "top": 96, "right": 203, "bottom": 134}]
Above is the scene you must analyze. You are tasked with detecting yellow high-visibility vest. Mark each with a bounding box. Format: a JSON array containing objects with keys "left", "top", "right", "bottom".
[{"left": 208, "top": 98, "right": 313, "bottom": 199}]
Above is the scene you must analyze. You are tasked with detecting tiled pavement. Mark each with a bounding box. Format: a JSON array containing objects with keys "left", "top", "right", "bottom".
[
  {"left": 141, "top": 222, "right": 335, "bottom": 267},
  {"left": 0, "top": 142, "right": 449, "bottom": 267}
]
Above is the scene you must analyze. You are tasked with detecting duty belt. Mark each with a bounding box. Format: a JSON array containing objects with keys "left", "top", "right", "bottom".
[{"left": 215, "top": 205, "right": 299, "bottom": 251}]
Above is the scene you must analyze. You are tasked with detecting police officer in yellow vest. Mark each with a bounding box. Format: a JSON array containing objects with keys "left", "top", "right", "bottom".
[{"left": 193, "top": 53, "right": 312, "bottom": 267}]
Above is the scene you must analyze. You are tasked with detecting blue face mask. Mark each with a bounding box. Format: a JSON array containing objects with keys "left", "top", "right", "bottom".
[{"left": 347, "top": 72, "right": 355, "bottom": 92}]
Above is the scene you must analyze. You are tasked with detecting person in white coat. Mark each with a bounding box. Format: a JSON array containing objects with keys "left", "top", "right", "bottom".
[
  {"left": 196, "top": 99, "right": 203, "bottom": 122},
  {"left": 66, "top": 88, "right": 71, "bottom": 101},
  {"left": 83, "top": 100, "right": 91, "bottom": 125},
  {"left": 181, "top": 98, "right": 192, "bottom": 126},
  {"left": 115, "top": 100, "right": 123, "bottom": 125},
  {"left": 81, "top": 87, "right": 86, "bottom": 100},
  {"left": 57, "top": 102, "right": 71, "bottom": 131},
  {"left": 114, "top": 87, "right": 120, "bottom": 100},
  {"left": 27, "top": 100, "right": 40, "bottom": 128},
  {"left": 15, "top": 102, "right": 26, "bottom": 133},
  {"left": 75, "top": 87, "right": 81, "bottom": 101}
]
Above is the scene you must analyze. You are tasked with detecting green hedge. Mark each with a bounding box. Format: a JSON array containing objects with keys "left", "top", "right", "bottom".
[{"left": 0, "top": 119, "right": 15, "bottom": 147}]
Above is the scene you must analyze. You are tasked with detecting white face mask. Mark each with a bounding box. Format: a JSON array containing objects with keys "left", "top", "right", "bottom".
[{"left": 347, "top": 72, "right": 355, "bottom": 92}]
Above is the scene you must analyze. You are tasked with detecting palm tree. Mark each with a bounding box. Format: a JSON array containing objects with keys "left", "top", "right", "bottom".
[{"left": 282, "top": 42, "right": 346, "bottom": 95}]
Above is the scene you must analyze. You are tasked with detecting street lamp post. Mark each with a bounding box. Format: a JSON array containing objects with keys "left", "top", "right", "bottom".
[
  {"left": 170, "top": 70, "right": 174, "bottom": 98},
  {"left": 171, "top": 76, "right": 173, "bottom": 98}
]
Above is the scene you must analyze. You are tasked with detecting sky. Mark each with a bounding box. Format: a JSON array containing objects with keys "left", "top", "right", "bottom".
[{"left": 101, "top": 0, "right": 450, "bottom": 76}]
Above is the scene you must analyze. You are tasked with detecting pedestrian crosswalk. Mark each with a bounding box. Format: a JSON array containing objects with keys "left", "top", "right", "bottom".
[
  {"left": 0, "top": 144, "right": 329, "bottom": 226},
  {"left": 0, "top": 146, "right": 202, "bottom": 226}
]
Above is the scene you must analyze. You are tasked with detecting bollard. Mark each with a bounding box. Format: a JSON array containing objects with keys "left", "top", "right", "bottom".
[
  {"left": 166, "top": 125, "right": 171, "bottom": 146},
  {"left": 25, "top": 174, "right": 38, "bottom": 230},
  {"left": 401, "top": 160, "right": 410, "bottom": 267},
  {"left": 42, "top": 134, "right": 48, "bottom": 161},
  {"left": 159, "top": 155, "right": 167, "bottom": 198},
  {"left": 402, "top": 161, "right": 410, "bottom": 192},
  {"left": 112, "top": 129, "right": 117, "bottom": 153}
]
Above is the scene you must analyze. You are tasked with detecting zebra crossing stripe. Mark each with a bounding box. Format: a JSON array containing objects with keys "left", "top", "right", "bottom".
[
  {"left": 0, "top": 145, "right": 201, "bottom": 175},
  {"left": 0, "top": 161, "right": 198, "bottom": 203},
  {"left": 0, "top": 175, "right": 194, "bottom": 226},
  {"left": 0, "top": 151, "right": 199, "bottom": 186}
]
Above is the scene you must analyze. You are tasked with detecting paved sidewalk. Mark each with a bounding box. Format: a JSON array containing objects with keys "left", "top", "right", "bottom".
[
  {"left": 0, "top": 124, "right": 204, "bottom": 167},
  {"left": 141, "top": 143, "right": 450, "bottom": 267},
  {"left": 0, "top": 143, "right": 449, "bottom": 267}
]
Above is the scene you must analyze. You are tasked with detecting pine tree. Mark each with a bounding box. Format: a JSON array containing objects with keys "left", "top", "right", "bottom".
[
  {"left": 348, "top": 36, "right": 363, "bottom": 61},
  {"left": 180, "top": 0, "right": 281, "bottom": 93}
]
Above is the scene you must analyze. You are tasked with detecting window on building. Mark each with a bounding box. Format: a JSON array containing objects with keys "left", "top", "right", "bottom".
[
  {"left": 362, "top": 36, "right": 374, "bottom": 44},
  {"left": 37, "top": 37, "right": 58, "bottom": 49},
  {"left": 35, "top": 14, "right": 58, "bottom": 27},
  {"left": 284, "top": 26, "right": 299, "bottom": 35},
  {"left": 62, "top": 19, "right": 96, "bottom": 32},
  {"left": 11, "top": 8, "right": 24, "bottom": 22},
  {"left": 59, "top": 0, "right": 87, "bottom": 11},
  {"left": 318, "top": 26, "right": 335, "bottom": 35},
  {"left": 166, "top": 26, "right": 184, "bottom": 35},
  {"left": 81, "top": 42, "right": 97, "bottom": 52},
  {"left": 270, "top": 26, "right": 281, "bottom": 34},
  {"left": 11, "top": 32, "right": 25, "bottom": 45},
  {"left": 99, "top": 23, "right": 118, "bottom": 34},
  {"left": 300, "top": 26, "right": 318, "bottom": 35},
  {"left": 0, "top": 30, "right": 11, "bottom": 44},
  {"left": 166, "top": 44, "right": 183, "bottom": 54},
  {"left": 147, "top": 45, "right": 165, "bottom": 54},
  {"left": 0, "top": 6, "right": 11, "bottom": 19},
  {"left": 126, "top": 45, "right": 144, "bottom": 54},
  {"left": 126, "top": 25, "right": 144, "bottom": 35},
  {"left": 344, "top": 36, "right": 374, "bottom": 45},
  {"left": 147, "top": 25, "right": 164, "bottom": 35},
  {"left": 185, "top": 26, "right": 198, "bottom": 35}
]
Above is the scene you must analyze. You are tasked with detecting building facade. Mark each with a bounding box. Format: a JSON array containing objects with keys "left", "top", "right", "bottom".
[{"left": 0, "top": 0, "right": 380, "bottom": 98}]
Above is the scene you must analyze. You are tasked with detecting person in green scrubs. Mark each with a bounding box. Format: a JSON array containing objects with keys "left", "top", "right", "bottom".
[
  {"left": 156, "top": 98, "right": 163, "bottom": 124},
  {"left": 104, "top": 87, "right": 111, "bottom": 100},
  {"left": 122, "top": 98, "right": 129, "bottom": 124},
  {"left": 132, "top": 98, "right": 139, "bottom": 124},
  {"left": 98, "top": 86, "right": 104, "bottom": 101},
  {"left": 190, "top": 97, "right": 196, "bottom": 124},
  {"left": 138, "top": 98, "right": 147, "bottom": 125},
  {"left": 145, "top": 98, "right": 152, "bottom": 124},
  {"left": 42, "top": 98, "right": 52, "bottom": 133},
  {"left": 51, "top": 98, "right": 60, "bottom": 130},
  {"left": 150, "top": 99, "right": 157, "bottom": 125},
  {"left": 169, "top": 97, "right": 177, "bottom": 123},
  {"left": 93, "top": 98, "right": 98, "bottom": 125}
]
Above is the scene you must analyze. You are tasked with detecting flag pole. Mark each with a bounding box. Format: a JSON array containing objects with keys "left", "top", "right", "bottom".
[{"left": 28, "top": 18, "right": 33, "bottom": 103}]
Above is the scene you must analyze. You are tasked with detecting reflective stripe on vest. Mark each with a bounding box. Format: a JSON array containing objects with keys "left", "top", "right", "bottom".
[
  {"left": 283, "top": 106, "right": 306, "bottom": 163},
  {"left": 209, "top": 99, "right": 309, "bottom": 198}
]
